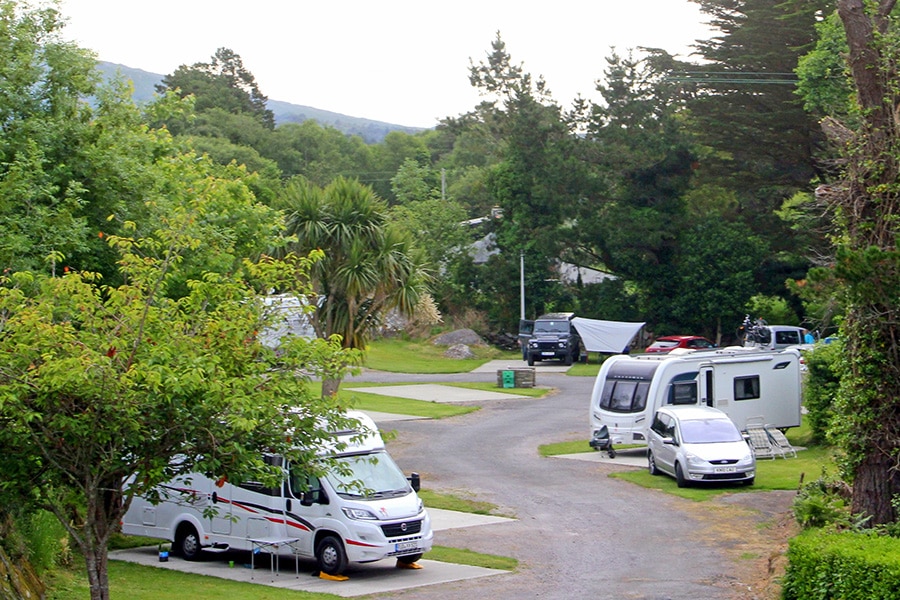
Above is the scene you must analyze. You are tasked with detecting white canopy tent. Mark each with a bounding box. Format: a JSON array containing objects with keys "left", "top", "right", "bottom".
[{"left": 572, "top": 317, "right": 645, "bottom": 353}]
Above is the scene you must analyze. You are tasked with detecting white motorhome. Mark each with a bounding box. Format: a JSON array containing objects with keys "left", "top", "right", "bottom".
[
  {"left": 589, "top": 348, "right": 802, "bottom": 448},
  {"left": 121, "top": 411, "right": 433, "bottom": 576}
]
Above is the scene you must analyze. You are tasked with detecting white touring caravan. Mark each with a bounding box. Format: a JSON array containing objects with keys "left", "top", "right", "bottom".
[
  {"left": 589, "top": 348, "right": 802, "bottom": 449},
  {"left": 121, "top": 411, "right": 433, "bottom": 575}
]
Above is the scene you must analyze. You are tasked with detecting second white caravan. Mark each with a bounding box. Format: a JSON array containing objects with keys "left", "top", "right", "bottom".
[
  {"left": 121, "top": 411, "right": 433, "bottom": 575},
  {"left": 589, "top": 348, "right": 802, "bottom": 448}
]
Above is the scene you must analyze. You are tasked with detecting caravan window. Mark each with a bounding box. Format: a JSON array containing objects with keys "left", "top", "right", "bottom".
[
  {"left": 666, "top": 372, "right": 699, "bottom": 406},
  {"left": 599, "top": 380, "right": 650, "bottom": 413},
  {"left": 734, "top": 376, "right": 760, "bottom": 400}
]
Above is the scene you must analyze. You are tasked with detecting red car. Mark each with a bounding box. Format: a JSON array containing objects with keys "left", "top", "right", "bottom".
[{"left": 645, "top": 335, "right": 716, "bottom": 353}]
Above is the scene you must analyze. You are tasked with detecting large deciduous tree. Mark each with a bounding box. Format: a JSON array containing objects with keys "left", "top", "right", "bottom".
[
  {"left": 0, "top": 225, "right": 354, "bottom": 600},
  {"left": 799, "top": 0, "right": 900, "bottom": 525}
]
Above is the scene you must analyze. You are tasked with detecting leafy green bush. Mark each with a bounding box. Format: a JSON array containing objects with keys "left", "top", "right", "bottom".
[
  {"left": 782, "top": 529, "right": 900, "bottom": 599},
  {"left": 791, "top": 472, "right": 851, "bottom": 528},
  {"left": 803, "top": 341, "right": 843, "bottom": 443}
]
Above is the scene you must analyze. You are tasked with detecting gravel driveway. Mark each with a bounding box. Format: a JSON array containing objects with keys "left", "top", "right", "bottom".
[{"left": 348, "top": 365, "right": 795, "bottom": 600}]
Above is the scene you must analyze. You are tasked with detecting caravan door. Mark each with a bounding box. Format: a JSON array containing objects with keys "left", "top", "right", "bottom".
[{"left": 700, "top": 366, "right": 714, "bottom": 408}]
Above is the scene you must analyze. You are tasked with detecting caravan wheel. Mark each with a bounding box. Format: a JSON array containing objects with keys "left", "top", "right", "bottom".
[{"left": 316, "top": 535, "right": 348, "bottom": 575}]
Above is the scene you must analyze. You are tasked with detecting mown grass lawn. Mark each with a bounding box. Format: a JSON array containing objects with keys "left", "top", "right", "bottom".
[
  {"left": 538, "top": 417, "right": 836, "bottom": 501},
  {"left": 364, "top": 337, "right": 518, "bottom": 373}
]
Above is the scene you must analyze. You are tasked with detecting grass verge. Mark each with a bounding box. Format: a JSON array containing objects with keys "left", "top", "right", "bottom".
[
  {"left": 364, "top": 338, "right": 517, "bottom": 373},
  {"left": 339, "top": 382, "right": 549, "bottom": 418},
  {"left": 610, "top": 445, "right": 835, "bottom": 500}
]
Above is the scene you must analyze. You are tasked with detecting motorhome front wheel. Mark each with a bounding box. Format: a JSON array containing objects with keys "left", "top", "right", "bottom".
[{"left": 316, "top": 535, "right": 348, "bottom": 575}]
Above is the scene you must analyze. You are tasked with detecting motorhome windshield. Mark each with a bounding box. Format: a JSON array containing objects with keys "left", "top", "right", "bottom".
[{"left": 325, "top": 451, "right": 411, "bottom": 500}]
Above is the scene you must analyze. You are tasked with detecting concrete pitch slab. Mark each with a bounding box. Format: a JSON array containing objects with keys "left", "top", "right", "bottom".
[
  {"left": 348, "top": 383, "right": 529, "bottom": 403},
  {"left": 110, "top": 507, "right": 513, "bottom": 596},
  {"left": 428, "top": 507, "right": 515, "bottom": 531},
  {"left": 360, "top": 409, "right": 428, "bottom": 423},
  {"left": 554, "top": 447, "right": 648, "bottom": 468},
  {"left": 110, "top": 546, "right": 506, "bottom": 597}
]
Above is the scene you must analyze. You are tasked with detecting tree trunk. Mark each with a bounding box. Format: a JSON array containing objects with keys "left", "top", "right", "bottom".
[
  {"left": 835, "top": 0, "right": 900, "bottom": 527},
  {"left": 321, "top": 377, "right": 342, "bottom": 398},
  {"left": 851, "top": 451, "right": 900, "bottom": 525},
  {"left": 83, "top": 549, "right": 110, "bottom": 600}
]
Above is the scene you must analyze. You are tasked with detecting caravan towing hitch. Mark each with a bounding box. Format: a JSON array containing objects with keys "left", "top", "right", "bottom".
[{"left": 589, "top": 426, "right": 617, "bottom": 458}]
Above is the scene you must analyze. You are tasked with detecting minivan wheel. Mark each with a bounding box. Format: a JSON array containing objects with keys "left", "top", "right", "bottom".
[
  {"left": 675, "top": 462, "right": 690, "bottom": 488},
  {"left": 315, "top": 535, "right": 348, "bottom": 576},
  {"left": 648, "top": 451, "right": 660, "bottom": 476}
]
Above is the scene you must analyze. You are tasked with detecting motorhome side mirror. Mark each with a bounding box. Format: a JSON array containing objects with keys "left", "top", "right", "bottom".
[
  {"left": 408, "top": 472, "right": 420, "bottom": 492},
  {"left": 300, "top": 491, "right": 315, "bottom": 507}
]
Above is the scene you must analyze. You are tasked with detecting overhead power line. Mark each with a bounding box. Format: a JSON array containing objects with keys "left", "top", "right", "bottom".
[{"left": 666, "top": 71, "right": 799, "bottom": 85}]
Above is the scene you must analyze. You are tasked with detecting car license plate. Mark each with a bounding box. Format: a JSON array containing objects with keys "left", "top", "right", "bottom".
[
  {"left": 714, "top": 467, "right": 737, "bottom": 473},
  {"left": 395, "top": 541, "right": 419, "bottom": 552},
  {"left": 541, "top": 352, "right": 555, "bottom": 356}
]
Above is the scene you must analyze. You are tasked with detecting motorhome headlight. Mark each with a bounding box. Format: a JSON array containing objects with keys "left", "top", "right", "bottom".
[
  {"left": 341, "top": 507, "right": 378, "bottom": 520},
  {"left": 417, "top": 498, "right": 424, "bottom": 513}
]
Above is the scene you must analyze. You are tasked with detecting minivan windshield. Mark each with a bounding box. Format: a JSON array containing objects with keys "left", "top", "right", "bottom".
[
  {"left": 680, "top": 418, "right": 743, "bottom": 444},
  {"left": 325, "top": 451, "right": 411, "bottom": 500}
]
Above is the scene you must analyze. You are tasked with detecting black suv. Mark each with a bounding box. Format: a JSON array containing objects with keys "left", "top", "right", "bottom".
[{"left": 523, "top": 312, "right": 583, "bottom": 366}]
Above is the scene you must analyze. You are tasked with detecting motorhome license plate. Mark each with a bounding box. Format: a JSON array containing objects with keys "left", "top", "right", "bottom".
[
  {"left": 395, "top": 541, "right": 419, "bottom": 552},
  {"left": 714, "top": 467, "right": 737, "bottom": 473}
]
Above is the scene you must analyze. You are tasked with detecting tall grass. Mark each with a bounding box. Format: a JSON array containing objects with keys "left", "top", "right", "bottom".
[{"left": 22, "top": 510, "right": 70, "bottom": 573}]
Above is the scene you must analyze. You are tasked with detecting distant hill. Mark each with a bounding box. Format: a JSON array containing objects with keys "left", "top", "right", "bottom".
[{"left": 96, "top": 62, "right": 424, "bottom": 144}]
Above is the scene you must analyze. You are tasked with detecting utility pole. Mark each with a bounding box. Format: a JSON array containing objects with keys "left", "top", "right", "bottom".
[{"left": 520, "top": 251, "right": 525, "bottom": 320}]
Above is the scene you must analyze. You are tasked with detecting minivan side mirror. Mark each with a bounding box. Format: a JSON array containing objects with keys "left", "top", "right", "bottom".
[
  {"left": 408, "top": 472, "right": 420, "bottom": 492},
  {"left": 661, "top": 436, "right": 677, "bottom": 446}
]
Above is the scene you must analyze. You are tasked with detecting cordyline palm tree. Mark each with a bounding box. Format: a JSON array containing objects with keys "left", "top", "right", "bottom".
[{"left": 281, "top": 176, "right": 430, "bottom": 396}]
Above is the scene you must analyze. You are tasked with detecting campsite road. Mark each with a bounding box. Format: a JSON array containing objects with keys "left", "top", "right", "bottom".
[{"left": 348, "top": 363, "right": 791, "bottom": 600}]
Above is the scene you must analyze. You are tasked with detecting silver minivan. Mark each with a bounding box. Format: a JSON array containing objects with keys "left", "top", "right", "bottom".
[{"left": 647, "top": 405, "right": 755, "bottom": 487}]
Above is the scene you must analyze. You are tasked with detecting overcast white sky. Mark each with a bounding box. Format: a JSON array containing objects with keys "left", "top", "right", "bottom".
[{"left": 59, "top": 1, "right": 715, "bottom": 129}]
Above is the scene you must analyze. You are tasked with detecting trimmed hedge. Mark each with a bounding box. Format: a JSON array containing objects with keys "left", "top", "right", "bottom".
[{"left": 782, "top": 529, "right": 900, "bottom": 599}]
